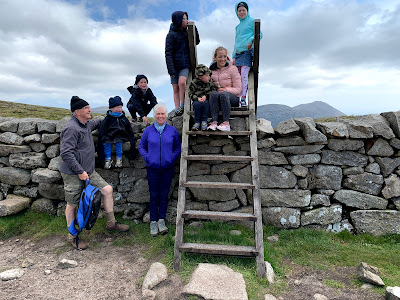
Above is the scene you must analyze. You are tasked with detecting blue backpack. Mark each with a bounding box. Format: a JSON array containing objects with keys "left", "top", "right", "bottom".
[{"left": 68, "top": 179, "right": 102, "bottom": 236}]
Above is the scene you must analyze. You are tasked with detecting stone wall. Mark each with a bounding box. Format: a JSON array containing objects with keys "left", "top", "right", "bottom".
[{"left": 1, "top": 112, "right": 400, "bottom": 236}]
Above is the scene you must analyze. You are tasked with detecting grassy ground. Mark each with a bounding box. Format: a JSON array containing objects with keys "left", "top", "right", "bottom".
[{"left": 1, "top": 210, "right": 399, "bottom": 299}]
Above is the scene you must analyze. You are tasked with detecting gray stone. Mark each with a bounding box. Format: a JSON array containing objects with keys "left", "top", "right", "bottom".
[
  {"left": 264, "top": 295, "right": 277, "bottom": 300},
  {"left": 265, "top": 261, "right": 275, "bottom": 284},
  {"left": 375, "top": 157, "right": 400, "bottom": 177},
  {"left": 188, "top": 163, "right": 211, "bottom": 176},
  {"left": 45, "top": 144, "right": 60, "bottom": 158},
  {"left": 316, "top": 122, "right": 349, "bottom": 138},
  {"left": 37, "top": 120, "right": 57, "bottom": 133},
  {"left": 222, "top": 144, "right": 238, "bottom": 154},
  {"left": 262, "top": 207, "right": 301, "bottom": 228},
  {"left": 0, "top": 156, "right": 9, "bottom": 166},
  {"left": 321, "top": 150, "right": 368, "bottom": 167},
  {"left": 273, "top": 145, "right": 324, "bottom": 155},
  {"left": 95, "top": 169, "right": 119, "bottom": 188},
  {"left": 357, "top": 114, "right": 395, "bottom": 139},
  {"left": 32, "top": 168, "right": 62, "bottom": 183},
  {"left": 390, "top": 138, "right": 400, "bottom": 150},
  {"left": 186, "top": 201, "right": 208, "bottom": 211},
  {"left": 350, "top": 210, "right": 400, "bottom": 235},
  {"left": 308, "top": 165, "right": 342, "bottom": 190},
  {"left": 341, "top": 119, "right": 374, "bottom": 139},
  {"left": 333, "top": 190, "right": 388, "bottom": 209},
  {"left": 239, "top": 143, "right": 250, "bottom": 151},
  {"left": 118, "top": 168, "right": 147, "bottom": 185},
  {"left": 142, "top": 262, "right": 168, "bottom": 290},
  {"left": 127, "top": 178, "right": 150, "bottom": 203},
  {"left": 57, "top": 259, "right": 78, "bottom": 269},
  {"left": 13, "top": 185, "right": 38, "bottom": 198},
  {"left": 0, "top": 120, "right": 19, "bottom": 132},
  {"left": 275, "top": 136, "right": 306, "bottom": 147},
  {"left": 38, "top": 183, "right": 65, "bottom": 200},
  {"left": 365, "top": 163, "right": 381, "bottom": 174},
  {"left": 41, "top": 133, "right": 59, "bottom": 144},
  {"left": 326, "top": 219, "right": 354, "bottom": 233},
  {"left": 48, "top": 156, "right": 62, "bottom": 171},
  {"left": 9, "top": 152, "right": 47, "bottom": 169},
  {"left": 231, "top": 118, "right": 247, "bottom": 132},
  {"left": 0, "top": 268, "right": 24, "bottom": 281},
  {"left": 183, "top": 263, "right": 248, "bottom": 300},
  {"left": 57, "top": 201, "right": 67, "bottom": 217},
  {"left": 256, "top": 118, "right": 274, "bottom": 137},
  {"left": 231, "top": 165, "right": 252, "bottom": 183},
  {"left": 230, "top": 230, "right": 242, "bottom": 236},
  {"left": 17, "top": 119, "right": 38, "bottom": 136},
  {"left": 257, "top": 138, "right": 276, "bottom": 149},
  {"left": 260, "top": 189, "right": 310, "bottom": 207},
  {"left": 310, "top": 194, "right": 330, "bottom": 206},
  {"left": 367, "top": 138, "right": 394, "bottom": 157},
  {"left": 343, "top": 173, "right": 383, "bottom": 195},
  {"left": 56, "top": 116, "right": 70, "bottom": 133},
  {"left": 0, "top": 144, "right": 31, "bottom": 156},
  {"left": 0, "top": 132, "right": 24, "bottom": 145},
  {"left": 192, "top": 144, "right": 221, "bottom": 154},
  {"left": 386, "top": 286, "right": 400, "bottom": 300},
  {"left": 301, "top": 204, "right": 342, "bottom": 225},
  {"left": 266, "top": 235, "right": 279, "bottom": 243},
  {"left": 0, "top": 167, "right": 31, "bottom": 185},
  {"left": 29, "top": 142, "right": 46, "bottom": 152},
  {"left": 31, "top": 198, "right": 57, "bottom": 215},
  {"left": 258, "top": 150, "right": 288, "bottom": 165},
  {"left": 381, "top": 111, "right": 400, "bottom": 137},
  {"left": 211, "top": 163, "right": 248, "bottom": 175},
  {"left": 297, "top": 178, "right": 308, "bottom": 189},
  {"left": 188, "top": 175, "right": 236, "bottom": 201},
  {"left": 209, "top": 138, "right": 233, "bottom": 147},
  {"left": 209, "top": 199, "right": 240, "bottom": 211},
  {"left": 313, "top": 294, "right": 328, "bottom": 300},
  {"left": 382, "top": 175, "right": 400, "bottom": 199},
  {"left": 292, "top": 165, "right": 308, "bottom": 178},
  {"left": 327, "top": 139, "right": 364, "bottom": 151},
  {"left": 23, "top": 134, "right": 41, "bottom": 143},
  {"left": 274, "top": 118, "right": 300, "bottom": 136},
  {"left": 259, "top": 166, "right": 296, "bottom": 188},
  {"left": 294, "top": 117, "right": 327, "bottom": 144},
  {"left": 0, "top": 195, "right": 31, "bottom": 216},
  {"left": 343, "top": 166, "right": 364, "bottom": 175},
  {"left": 288, "top": 154, "right": 320, "bottom": 165},
  {"left": 236, "top": 189, "right": 247, "bottom": 206},
  {"left": 356, "top": 262, "right": 385, "bottom": 286}
]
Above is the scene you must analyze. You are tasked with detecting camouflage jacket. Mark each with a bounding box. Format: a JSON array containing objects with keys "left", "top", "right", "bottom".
[{"left": 188, "top": 77, "right": 216, "bottom": 102}]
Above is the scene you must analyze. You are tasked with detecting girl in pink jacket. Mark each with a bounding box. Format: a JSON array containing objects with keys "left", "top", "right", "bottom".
[{"left": 208, "top": 46, "right": 242, "bottom": 131}]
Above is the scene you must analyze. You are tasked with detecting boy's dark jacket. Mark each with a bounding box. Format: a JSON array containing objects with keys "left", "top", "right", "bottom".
[
  {"left": 97, "top": 111, "right": 137, "bottom": 165},
  {"left": 127, "top": 85, "right": 157, "bottom": 117},
  {"left": 189, "top": 77, "right": 216, "bottom": 101},
  {"left": 165, "top": 11, "right": 200, "bottom": 76}
]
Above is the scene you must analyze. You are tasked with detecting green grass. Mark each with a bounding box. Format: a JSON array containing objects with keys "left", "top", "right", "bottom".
[{"left": 1, "top": 211, "right": 399, "bottom": 299}]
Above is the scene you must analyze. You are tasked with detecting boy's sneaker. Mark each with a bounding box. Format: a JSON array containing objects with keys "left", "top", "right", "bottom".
[
  {"left": 191, "top": 123, "right": 200, "bottom": 131},
  {"left": 104, "top": 159, "right": 112, "bottom": 169},
  {"left": 67, "top": 234, "right": 88, "bottom": 250},
  {"left": 158, "top": 219, "right": 168, "bottom": 235},
  {"left": 240, "top": 97, "right": 247, "bottom": 108},
  {"left": 150, "top": 221, "right": 159, "bottom": 237},
  {"left": 115, "top": 158, "right": 122, "bottom": 168},
  {"left": 201, "top": 121, "right": 208, "bottom": 131},
  {"left": 208, "top": 121, "right": 218, "bottom": 131},
  {"left": 217, "top": 123, "right": 231, "bottom": 131},
  {"left": 173, "top": 106, "right": 184, "bottom": 117}
]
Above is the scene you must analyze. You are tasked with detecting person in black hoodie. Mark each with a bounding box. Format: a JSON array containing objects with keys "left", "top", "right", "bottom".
[
  {"left": 97, "top": 96, "right": 137, "bottom": 169},
  {"left": 127, "top": 74, "right": 157, "bottom": 124},
  {"left": 165, "top": 11, "right": 200, "bottom": 118}
]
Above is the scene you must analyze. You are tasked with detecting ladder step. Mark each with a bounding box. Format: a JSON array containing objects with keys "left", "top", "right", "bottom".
[
  {"left": 180, "top": 243, "right": 258, "bottom": 257},
  {"left": 187, "top": 131, "right": 252, "bottom": 136},
  {"left": 183, "top": 210, "right": 257, "bottom": 221},
  {"left": 183, "top": 181, "right": 254, "bottom": 189},
  {"left": 187, "top": 110, "right": 250, "bottom": 116},
  {"left": 184, "top": 155, "right": 253, "bottom": 162}
]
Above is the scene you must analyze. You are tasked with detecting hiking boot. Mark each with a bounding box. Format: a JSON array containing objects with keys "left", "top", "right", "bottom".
[
  {"left": 240, "top": 97, "right": 247, "bottom": 108},
  {"left": 106, "top": 221, "right": 129, "bottom": 232},
  {"left": 68, "top": 234, "right": 88, "bottom": 250},
  {"left": 208, "top": 121, "right": 218, "bottom": 131},
  {"left": 191, "top": 122, "right": 200, "bottom": 131},
  {"left": 201, "top": 121, "right": 208, "bottom": 131},
  {"left": 104, "top": 159, "right": 112, "bottom": 169},
  {"left": 217, "top": 123, "right": 231, "bottom": 131},
  {"left": 158, "top": 219, "right": 168, "bottom": 235},
  {"left": 150, "top": 221, "right": 159, "bottom": 237},
  {"left": 115, "top": 158, "right": 122, "bottom": 168}
]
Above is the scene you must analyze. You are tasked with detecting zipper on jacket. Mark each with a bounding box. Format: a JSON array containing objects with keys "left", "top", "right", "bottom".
[{"left": 159, "top": 132, "right": 162, "bottom": 169}]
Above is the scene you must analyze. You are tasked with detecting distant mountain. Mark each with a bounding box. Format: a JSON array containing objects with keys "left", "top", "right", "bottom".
[
  {"left": 257, "top": 101, "right": 346, "bottom": 127},
  {"left": 90, "top": 106, "right": 109, "bottom": 114}
]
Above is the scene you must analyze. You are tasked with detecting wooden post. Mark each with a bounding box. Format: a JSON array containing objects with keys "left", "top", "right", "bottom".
[
  {"left": 187, "top": 23, "right": 198, "bottom": 79},
  {"left": 253, "top": 19, "right": 261, "bottom": 113}
]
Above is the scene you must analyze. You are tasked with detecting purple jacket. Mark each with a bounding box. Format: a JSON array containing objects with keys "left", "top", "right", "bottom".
[{"left": 139, "top": 124, "right": 181, "bottom": 169}]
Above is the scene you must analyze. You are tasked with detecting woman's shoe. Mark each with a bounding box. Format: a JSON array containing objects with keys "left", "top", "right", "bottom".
[
  {"left": 158, "top": 219, "right": 168, "bottom": 235},
  {"left": 207, "top": 121, "right": 218, "bottom": 131},
  {"left": 150, "top": 221, "right": 159, "bottom": 237},
  {"left": 217, "top": 123, "right": 231, "bottom": 131}
]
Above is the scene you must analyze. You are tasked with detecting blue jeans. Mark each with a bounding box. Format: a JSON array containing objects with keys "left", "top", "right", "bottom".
[
  {"left": 192, "top": 100, "right": 209, "bottom": 123},
  {"left": 104, "top": 142, "right": 123, "bottom": 160},
  {"left": 146, "top": 166, "right": 175, "bottom": 221}
]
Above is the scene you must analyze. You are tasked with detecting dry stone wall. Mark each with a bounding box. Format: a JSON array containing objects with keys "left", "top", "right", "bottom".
[{"left": 1, "top": 112, "right": 400, "bottom": 236}]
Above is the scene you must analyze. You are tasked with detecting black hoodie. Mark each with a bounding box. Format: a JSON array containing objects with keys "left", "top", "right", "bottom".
[{"left": 165, "top": 11, "right": 200, "bottom": 76}]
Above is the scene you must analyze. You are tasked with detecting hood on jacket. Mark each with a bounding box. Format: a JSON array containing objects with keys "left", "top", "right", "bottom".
[
  {"left": 235, "top": 1, "right": 250, "bottom": 20},
  {"left": 209, "top": 61, "right": 230, "bottom": 71},
  {"left": 171, "top": 11, "right": 188, "bottom": 29},
  {"left": 127, "top": 84, "right": 148, "bottom": 94}
]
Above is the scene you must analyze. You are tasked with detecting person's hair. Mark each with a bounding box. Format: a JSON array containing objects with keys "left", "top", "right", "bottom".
[
  {"left": 153, "top": 103, "right": 168, "bottom": 115},
  {"left": 213, "top": 46, "right": 228, "bottom": 61}
]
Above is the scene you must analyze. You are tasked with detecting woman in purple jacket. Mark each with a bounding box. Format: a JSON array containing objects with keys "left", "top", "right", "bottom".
[{"left": 139, "top": 103, "right": 181, "bottom": 237}]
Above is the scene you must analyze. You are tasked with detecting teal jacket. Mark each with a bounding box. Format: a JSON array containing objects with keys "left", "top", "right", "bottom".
[{"left": 233, "top": 1, "right": 263, "bottom": 58}]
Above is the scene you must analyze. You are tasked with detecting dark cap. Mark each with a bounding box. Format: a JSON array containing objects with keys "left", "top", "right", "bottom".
[
  {"left": 70, "top": 96, "right": 89, "bottom": 112},
  {"left": 109, "top": 96, "right": 123, "bottom": 108},
  {"left": 135, "top": 74, "right": 148, "bottom": 85},
  {"left": 237, "top": 2, "right": 248, "bottom": 11},
  {"left": 195, "top": 64, "right": 211, "bottom": 77}
]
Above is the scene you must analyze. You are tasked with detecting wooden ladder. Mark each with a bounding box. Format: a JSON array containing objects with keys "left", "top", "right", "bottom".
[{"left": 173, "top": 20, "right": 265, "bottom": 278}]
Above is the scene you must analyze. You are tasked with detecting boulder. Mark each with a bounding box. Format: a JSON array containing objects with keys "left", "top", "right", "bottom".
[
  {"left": 256, "top": 118, "right": 274, "bottom": 137},
  {"left": 0, "top": 120, "right": 19, "bottom": 133},
  {"left": 188, "top": 175, "right": 236, "bottom": 201},
  {"left": 0, "top": 144, "right": 31, "bottom": 156},
  {"left": 0, "top": 195, "right": 31, "bottom": 216},
  {"left": 262, "top": 207, "right": 301, "bottom": 229},
  {"left": 327, "top": 139, "right": 364, "bottom": 151},
  {"left": 127, "top": 178, "right": 150, "bottom": 203},
  {"left": 0, "top": 132, "right": 24, "bottom": 145},
  {"left": 37, "top": 120, "right": 57, "bottom": 133},
  {"left": 45, "top": 144, "right": 60, "bottom": 158},
  {"left": 0, "top": 268, "right": 24, "bottom": 281},
  {"left": 258, "top": 150, "right": 288, "bottom": 165},
  {"left": 9, "top": 152, "right": 47, "bottom": 169},
  {"left": 274, "top": 118, "right": 300, "bottom": 136},
  {"left": 343, "top": 173, "right": 383, "bottom": 195},
  {"left": 340, "top": 119, "right": 374, "bottom": 139},
  {"left": 294, "top": 118, "right": 327, "bottom": 144},
  {"left": 23, "top": 133, "right": 41, "bottom": 143},
  {"left": 357, "top": 114, "right": 395, "bottom": 139},
  {"left": 0, "top": 167, "right": 31, "bottom": 185},
  {"left": 333, "top": 190, "right": 388, "bottom": 209},
  {"left": 308, "top": 165, "right": 342, "bottom": 190},
  {"left": 260, "top": 189, "right": 310, "bottom": 207},
  {"left": 288, "top": 154, "right": 320, "bottom": 165},
  {"left": 209, "top": 199, "right": 240, "bottom": 211},
  {"left": 38, "top": 183, "right": 65, "bottom": 200},
  {"left": 31, "top": 198, "right": 57, "bottom": 215},
  {"left": 142, "top": 262, "right": 168, "bottom": 290},
  {"left": 350, "top": 210, "right": 400, "bottom": 235},
  {"left": 382, "top": 175, "right": 400, "bottom": 199},
  {"left": 41, "top": 133, "right": 59, "bottom": 144},
  {"left": 367, "top": 138, "right": 394, "bottom": 157},
  {"left": 48, "top": 156, "right": 62, "bottom": 171},
  {"left": 275, "top": 136, "right": 306, "bottom": 147},
  {"left": 274, "top": 145, "right": 324, "bottom": 155},
  {"left": 356, "top": 262, "right": 384, "bottom": 286},
  {"left": 257, "top": 138, "right": 276, "bottom": 149},
  {"left": 375, "top": 157, "right": 400, "bottom": 177},
  {"left": 17, "top": 119, "right": 38, "bottom": 136},
  {"left": 32, "top": 168, "right": 62, "bottom": 183},
  {"left": 321, "top": 150, "right": 368, "bottom": 167},
  {"left": 316, "top": 122, "right": 349, "bottom": 138},
  {"left": 386, "top": 286, "right": 400, "bottom": 300},
  {"left": 381, "top": 111, "right": 400, "bottom": 137},
  {"left": 301, "top": 204, "right": 342, "bottom": 226}
]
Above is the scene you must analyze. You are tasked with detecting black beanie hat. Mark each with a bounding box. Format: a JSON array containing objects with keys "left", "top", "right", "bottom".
[
  {"left": 135, "top": 74, "right": 148, "bottom": 85},
  {"left": 109, "top": 96, "right": 123, "bottom": 108},
  {"left": 70, "top": 96, "right": 89, "bottom": 112},
  {"left": 237, "top": 2, "right": 248, "bottom": 11}
]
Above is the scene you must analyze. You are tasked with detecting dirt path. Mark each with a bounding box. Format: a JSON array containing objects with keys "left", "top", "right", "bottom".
[{"left": 0, "top": 235, "right": 384, "bottom": 300}]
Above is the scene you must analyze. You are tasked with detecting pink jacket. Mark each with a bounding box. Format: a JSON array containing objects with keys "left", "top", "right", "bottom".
[{"left": 210, "top": 62, "right": 242, "bottom": 98}]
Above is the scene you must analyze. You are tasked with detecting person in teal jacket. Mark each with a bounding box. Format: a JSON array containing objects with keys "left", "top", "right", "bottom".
[{"left": 232, "top": 1, "right": 262, "bottom": 108}]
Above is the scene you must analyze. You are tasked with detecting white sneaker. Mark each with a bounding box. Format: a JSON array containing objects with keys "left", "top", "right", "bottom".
[{"left": 104, "top": 159, "right": 112, "bottom": 169}]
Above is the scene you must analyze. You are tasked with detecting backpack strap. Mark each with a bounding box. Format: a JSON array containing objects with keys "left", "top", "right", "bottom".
[{"left": 67, "top": 178, "right": 91, "bottom": 236}]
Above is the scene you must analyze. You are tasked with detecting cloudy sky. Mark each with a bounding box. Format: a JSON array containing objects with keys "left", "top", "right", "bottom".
[{"left": 0, "top": 0, "right": 399, "bottom": 116}]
